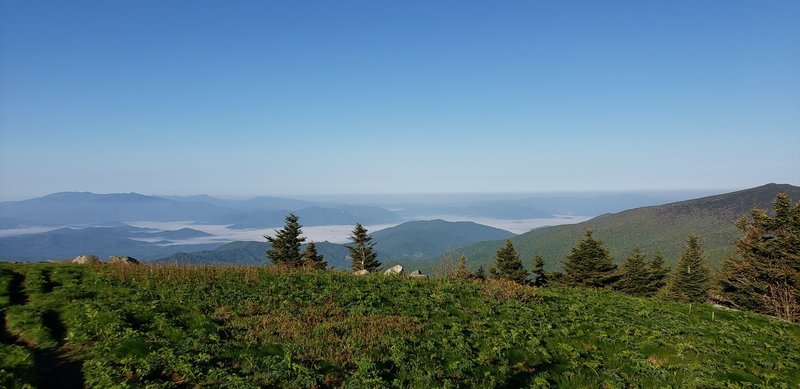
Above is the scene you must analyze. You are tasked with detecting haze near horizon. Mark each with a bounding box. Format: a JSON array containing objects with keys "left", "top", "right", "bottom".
[{"left": 1, "top": 1, "right": 798, "bottom": 200}]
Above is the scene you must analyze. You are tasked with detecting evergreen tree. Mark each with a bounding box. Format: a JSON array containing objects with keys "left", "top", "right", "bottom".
[
  {"left": 667, "top": 234, "right": 710, "bottom": 303},
  {"left": 531, "top": 255, "right": 548, "bottom": 287},
  {"left": 348, "top": 223, "right": 381, "bottom": 272},
  {"left": 563, "top": 230, "right": 618, "bottom": 288},
  {"left": 265, "top": 213, "right": 305, "bottom": 267},
  {"left": 717, "top": 193, "right": 800, "bottom": 321},
  {"left": 615, "top": 247, "right": 651, "bottom": 296},
  {"left": 302, "top": 241, "right": 327, "bottom": 270},
  {"left": 647, "top": 251, "right": 670, "bottom": 296},
  {"left": 453, "top": 256, "right": 471, "bottom": 280},
  {"left": 473, "top": 265, "right": 486, "bottom": 281},
  {"left": 489, "top": 239, "right": 529, "bottom": 285}
]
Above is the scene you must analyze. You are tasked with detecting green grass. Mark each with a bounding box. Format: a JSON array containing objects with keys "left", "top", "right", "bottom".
[{"left": 1, "top": 262, "right": 798, "bottom": 388}]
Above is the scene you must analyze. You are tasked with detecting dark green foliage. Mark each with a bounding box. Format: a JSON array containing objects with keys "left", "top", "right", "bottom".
[
  {"left": 473, "top": 265, "right": 486, "bottom": 280},
  {"left": 531, "top": 255, "right": 547, "bottom": 287},
  {"left": 563, "top": 231, "right": 618, "bottom": 288},
  {"left": 265, "top": 213, "right": 306, "bottom": 267},
  {"left": 302, "top": 241, "right": 327, "bottom": 270},
  {"left": 615, "top": 247, "right": 652, "bottom": 296},
  {"left": 717, "top": 193, "right": 800, "bottom": 321},
  {"left": 667, "top": 235, "right": 710, "bottom": 303},
  {"left": 2, "top": 262, "right": 799, "bottom": 387},
  {"left": 647, "top": 251, "right": 670, "bottom": 295},
  {"left": 489, "top": 240, "right": 529, "bottom": 285},
  {"left": 348, "top": 223, "right": 381, "bottom": 272}
]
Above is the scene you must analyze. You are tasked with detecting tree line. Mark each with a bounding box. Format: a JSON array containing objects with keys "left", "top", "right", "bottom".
[
  {"left": 264, "top": 193, "right": 799, "bottom": 322},
  {"left": 479, "top": 192, "right": 799, "bottom": 322}
]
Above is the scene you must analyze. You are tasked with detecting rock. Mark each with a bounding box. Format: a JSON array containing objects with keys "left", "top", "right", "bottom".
[
  {"left": 384, "top": 265, "right": 404, "bottom": 275},
  {"left": 72, "top": 255, "right": 100, "bottom": 265},
  {"left": 408, "top": 270, "right": 428, "bottom": 278},
  {"left": 107, "top": 256, "right": 140, "bottom": 265},
  {"left": 353, "top": 269, "right": 370, "bottom": 276}
]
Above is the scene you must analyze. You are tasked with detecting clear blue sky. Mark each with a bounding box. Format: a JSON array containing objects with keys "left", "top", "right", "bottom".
[{"left": 1, "top": 1, "right": 798, "bottom": 200}]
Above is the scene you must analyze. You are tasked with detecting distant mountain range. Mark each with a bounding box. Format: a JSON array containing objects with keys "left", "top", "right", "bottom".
[
  {"left": 449, "top": 183, "right": 800, "bottom": 271},
  {"left": 156, "top": 219, "right": 516, "bottom": 268},
  {"left": 0, "top": 225, "right": 223, "bottom": 261}
]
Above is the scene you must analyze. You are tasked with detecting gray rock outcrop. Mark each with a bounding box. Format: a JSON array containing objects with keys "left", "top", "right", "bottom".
[
  {"left": 72, "top": 255, "right": 100, "bottom": 265},
  {"left": 384, "top": 265, "right": 404, "bottom": 275},
  {"left": 353, "top": 269, "right": 370, "bottom": 276},
  {"left": 408, "top": 270, "right": 428, "bottom": 278},
  {"left": 107, "top": 256, "right": 140, "bottom": 265}
]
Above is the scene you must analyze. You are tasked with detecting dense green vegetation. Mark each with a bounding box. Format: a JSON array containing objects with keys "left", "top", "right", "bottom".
[
  {"left": 2, "top": 262, "right": 799, "bottom": 388},
  {"left": 451, "top": 183, "right": 800, "bottom": 270}
]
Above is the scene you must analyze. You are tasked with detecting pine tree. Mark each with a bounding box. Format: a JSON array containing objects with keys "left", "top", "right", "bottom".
[
  {"left": 667, "top": 234, "right": 710, "bottom": 303},
  {"left": 453, "top": 256, "right": 471, "bottom": 280},
  {"left": 348, "top": 223, "right": 381, "bottom": 272},
  {"left": 265, "top": 213, "right": 306, "bottom": 267},
  {"left": 563, "top": 230, "right": 618, "bottom": 288},
  {"left": 473, "top": 265, "right": 486, "bottom": 281},
  {"left": 717, "top": 193, "right": 800, "bottom": 321},
  {"left": 646, "top": 251, "right": 670, "bottom": 296},
  {"left": 531, "top": 255, "right": 548, "bottom": 287},
  {"left": 615, "top": 247, "right": 651, "bottom": 296},
  {"left": 490, "top": 239, "right": 529, "bottom": 285},
  {"left": 302, "top": 241, "right": 327, "bottom": 270}
]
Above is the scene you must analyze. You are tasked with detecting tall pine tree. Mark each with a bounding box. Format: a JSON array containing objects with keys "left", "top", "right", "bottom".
[
  {"left": 615, "top": 247, "right": 651, "bottom": 296},
  {"left": 348, "top": 223, "right": 381, "bottom": 272},
  {"left": 265, "top": 213, "right": 305, "bottom": 267},
  {"left": 717, "top": 193, "right": 800, "bottom": 321},
  {"left": 531, "top": 255, "right": 548, "bottom": 287},
  {"left": 667, "top": 234, "right": 710, "bottom": 303},
  {"left": 303, "top": 241, "right": 327, "bottom": 270},
  {"left": 490, "top": 239, "right": 529, "bottom": 285},
  {"left": 647, "top": 251, "right": 670, "bottom": 296},
  {"left": 563, "top": 230, "right": 618, "bottom": 288}
]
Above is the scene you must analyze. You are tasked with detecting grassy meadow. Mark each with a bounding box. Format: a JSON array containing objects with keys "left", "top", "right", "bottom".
[{"left": 1, "top": 262, "right": 799, "bottom": 388}]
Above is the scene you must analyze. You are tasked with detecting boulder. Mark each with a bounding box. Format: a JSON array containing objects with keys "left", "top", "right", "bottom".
[
  {"left": 408, "top": 270, "right": 428, "bottom": 278},
  {"left": 384, "top": 265, "right": 404, "bottom": 275},
  {"left": 353, "top": 269, "right": 370, "bottom": 276},
  {"left": 107, "top": 256, "right": 140, "bottom": 265},
  {"left": 72, "top": 255, "right": 100, "bottom": 265}
]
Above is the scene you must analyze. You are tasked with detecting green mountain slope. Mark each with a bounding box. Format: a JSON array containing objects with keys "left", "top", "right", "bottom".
[
  {"left": 372, "top": 219, "right": 514, "bottom": 261},
  {"left": 450, "top": 183, "right": 800, "bottom": 271},
  {"left": 156, "top": 241, "right": 358, "bottom": 269}
]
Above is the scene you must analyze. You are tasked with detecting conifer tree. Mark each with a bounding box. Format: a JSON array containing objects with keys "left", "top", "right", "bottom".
[
  {"left": 563, "top": 230, "right": 618, "bottom": 288},
  {"left": 474, "top": 265, "right": 486, "bottom": 281},
  {"left": 531, "top": 255, "right": 548, "bottom": 287},
  {"left": 302, "top": 241, "right": 327, "bottom": 270},
  {"left": 348, "top": 223, "right": 381, "bottom": 272},
  {"left": 647, "top": 251, "right": 670, "bottom": 296},
  {"left": 667, "top": 234, "right": 710, "bottom": 303},
  {"left": 717, "top": 193, "right": 800, "bottom": 321},
  {"left": 490, "top": 239, "right": 529, "bottom": 285},
  {"left": 453, "top": 256, "right": 471, "bottom": 280},
  {"left": 615, "top": 247, "right": 651, "bottom": 296},
  {"left": 265, "top": 213, "right": 305, "bottom": 267}
]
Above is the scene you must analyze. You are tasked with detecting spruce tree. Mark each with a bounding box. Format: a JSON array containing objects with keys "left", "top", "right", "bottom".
[
  {"left": 454, "top": 256, "right": 471, "bottom": 280},
  {"left": 490, "top": 239, "right": 529, "bottom": 285},
  {"left": 667, "top": 234, "right": 710, "bottom": 303},
  {"left": 563, "top": 230, "right": 618, "bottom": 288},
  {"left": 615, "top": 247, "right": 651, "bottom": 296},
  {"left": 265, "top": 213, "right": 305, "bottom": 267},
  {"left": 531, "top": 255, "right": 548, "bottom": 287},
  {"left": 647, "top": 251, "right": 670, "bottom": 296},
  {"left": 474, "top": 266, "right": 486, "bottom": 281},
  {"left": 718, "top": 193, "right": 800, "bottom": 321},
  {"left": 348, "top": 223, "right": 381, "bottom": 272},
  {"left": 303, "top": 241, "right": 327, "bottom": 270}
]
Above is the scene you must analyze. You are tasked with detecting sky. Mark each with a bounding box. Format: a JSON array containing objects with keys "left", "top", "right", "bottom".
[{"left": 1, "top": 1, "right": 798, "bottom": 200}]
